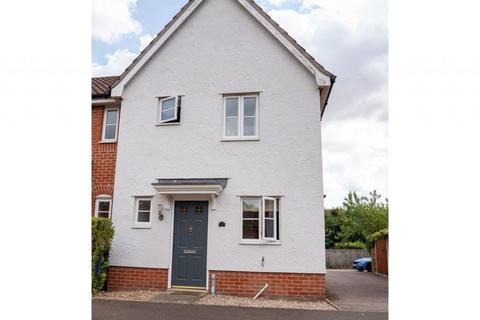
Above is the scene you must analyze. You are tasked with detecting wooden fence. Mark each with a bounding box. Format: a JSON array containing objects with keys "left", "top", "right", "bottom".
[
  {"left": 374, "top": 239, "right": 388, "bottom": 274},
  {"left": 326, "top": 249, "right": 371, "bottom": 269}
]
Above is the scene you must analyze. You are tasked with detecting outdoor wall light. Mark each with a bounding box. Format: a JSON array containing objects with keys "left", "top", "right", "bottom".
[{"left": 158, "top": 204, "right": 164, "bottom": 221}]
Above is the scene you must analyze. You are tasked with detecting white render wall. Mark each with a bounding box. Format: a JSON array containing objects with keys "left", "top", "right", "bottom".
[{"left": 110, "top": 0, "right": 327, "bottom": 274}]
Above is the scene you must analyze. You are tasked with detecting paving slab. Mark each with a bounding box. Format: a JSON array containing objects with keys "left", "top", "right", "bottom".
[
  {"left": 149, "top": 291, "right": 205, "bottom": 304},
  {"left": 327, "top": 269, "right": 388, "bottom": 312}
]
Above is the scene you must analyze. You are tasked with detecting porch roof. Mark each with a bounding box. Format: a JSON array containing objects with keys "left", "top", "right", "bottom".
[{"left": 151, "top": 178, "right": 228, "bottom": 196}]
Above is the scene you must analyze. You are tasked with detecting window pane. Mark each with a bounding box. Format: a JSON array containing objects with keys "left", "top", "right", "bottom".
[
  {"left": 162, "top": 97, "right": 175, "bottom": 111},
  {"left": 264, "top": 199, "right": 274, "bottom": 218},
  {"left": 98, "top": 212, "right": 110, "bottom": 218},
  {"left": 226, "top": 98, "right": 238, "bottom": 117},
  {"left": 161, "top": 108, "right": 175, "bottom": 120},
  {"left": 138, "top": 200, "right": 151, "bottom": 211},
  {"left": 225, "top": 118, "right": 238, "bottom": 136},
  {"left": 104, "top": 125, "right": 116, "bottom": 140},
  {"left": 243, "top": 117, "right": 256, "bottom": 136},
  {"left": 137, "top": 211, "right": 150, "bottom": 223},
  {"left": 244, "top": 97, "right": 256, "bottom": 116},
  {"left": 98, "top": 201, "right": 110, "bottom": 212},
  {"left": 243, "top": 220, "right": 259, "bottom": 239},
  {"left": 276, "top": 198, "right": 280, "bottom": 240},
  {"left": 243, "top": 199, "right": 259, "bottom": 218},
  {"left": 106, "top": 110, "right": 118, "bottom": 125},
  {"left": 264, "top": 219, "right": 274, "bottom": 238}
]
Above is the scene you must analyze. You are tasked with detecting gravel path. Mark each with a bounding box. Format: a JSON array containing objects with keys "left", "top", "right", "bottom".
[
  {"left": 94, "top": 291, "right": 335, "bottom": 311},
  {"left": 195, "top": 295, "right": 335, "bottom": 311},
  {"left": 93, "top": 290, "right": 165, "bottom": 302}
]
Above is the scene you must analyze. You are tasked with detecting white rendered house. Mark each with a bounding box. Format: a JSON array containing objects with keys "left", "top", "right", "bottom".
[{"left": 107, "top": 0, "right": 335, "bottom": 299}]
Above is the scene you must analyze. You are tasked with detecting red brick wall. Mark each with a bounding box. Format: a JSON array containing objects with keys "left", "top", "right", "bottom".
[
  {"left": 92, "top": 106, "right": 119, "bottom": 214},
  {"left": 107, "top": 267, "right": 326, "bottom": 299},
  {"left": 210, "top": 270, "right": 326, "bottom": 300},
  {"left": 107, "top": 266, "right": 169, "bottom": 291}
]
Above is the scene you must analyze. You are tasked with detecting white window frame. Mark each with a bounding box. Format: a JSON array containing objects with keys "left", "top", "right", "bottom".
[
  {"left": 95, "top": 195, "right": 112, "bottom": 219},
  {"left": 262, "top": 196, "right": 277, "bottom": 241},
  {"left": 158, "top": 96, "right": 178, "bottom": 124},
  {"left": 240, "top": 196, "right": 280, "bottom": 244},
  {"left": 133, "top": 197, "right": 153, "bottom": 228},
  {"left": 241, "top": 197, "right": 261, "bottom": 241},
  {"left": 222, "top": 95, "right": 259, "bottom": 140},
  {"left": 101, "top": 107, "right": 119, "bottom": 143}
]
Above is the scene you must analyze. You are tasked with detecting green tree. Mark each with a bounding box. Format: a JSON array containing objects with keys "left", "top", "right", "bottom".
[
  {"left": 341, "top": 190, "right": 388, "bottom": 247},
  {"left": 324, "top": 207, "right": 347, "bottom": 249},
  {"left": 324, "top": 190, "right": 388, "bottom": 249}
]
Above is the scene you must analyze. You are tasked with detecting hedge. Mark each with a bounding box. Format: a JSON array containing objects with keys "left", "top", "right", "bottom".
[
  {"left": 370, "top": 228, "right": 388, "bottom": 241},
  {"left": 334, "top": 241, "right": 368, "bottom": 249},
  {"left": 92, "top": 217, "right": 115, "bottom": 294}
]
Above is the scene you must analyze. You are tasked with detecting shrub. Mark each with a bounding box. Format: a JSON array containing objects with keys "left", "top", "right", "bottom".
[
  {"left": 370, "top": 228, "right": 388, "bottom": 241},
  {"left": 334, "top": 241, "right": 368, "bottom": 249},
  {"left": 92, "top": 217, "right": 115, "bottom": 294},
  {"left": 325, "top": 208, "right": 348, "bottom": 249}
]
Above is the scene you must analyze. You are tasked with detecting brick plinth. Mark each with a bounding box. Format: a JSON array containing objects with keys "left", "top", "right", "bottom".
[
  {"left": 107, "top": 266, "right": 168, "bottom": 291},
  {"left": 210, "top": 270, "right": 326, "bottom": 300}
]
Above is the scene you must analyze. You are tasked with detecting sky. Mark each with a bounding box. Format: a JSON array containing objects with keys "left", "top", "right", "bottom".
[{"left": 92, "top": 0, "right": 388, "bottom": 208}]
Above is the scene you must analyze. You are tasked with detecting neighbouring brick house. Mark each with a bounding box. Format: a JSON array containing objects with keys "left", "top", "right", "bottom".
[
  {"left": 95, "top": 0, "right": 335, "bottom": 300},
  {"left": 91, "top": 76, "right": 120, "bottom": 218}
]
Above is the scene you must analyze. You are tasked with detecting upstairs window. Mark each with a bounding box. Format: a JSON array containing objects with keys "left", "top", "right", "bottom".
[
  {"left": 102, "top": 108, "right": 119, "bottom": 142},
  {"left": 241, "top": 196, "right": 280, "bottom": 242},
  {"left": 158, "top": 96, "right": 182, "bottom": 124},
  {"left": 223, "top": 95, "right": 258, "bottom": 140},
  {"left": 95, "top": 195, "right": 112, "bottom": 219}
]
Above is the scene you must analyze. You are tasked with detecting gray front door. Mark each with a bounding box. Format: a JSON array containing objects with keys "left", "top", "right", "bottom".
[{"left": 171, "top": 201, "right": 208, "bottom": 288}]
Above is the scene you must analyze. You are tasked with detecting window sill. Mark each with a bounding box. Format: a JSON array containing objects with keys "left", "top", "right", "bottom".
[
  {"left": 221, "top": 137, "right": 260, "bottom": 142},
  {"left": 131, "top": 225, "right": 152, "bottom": 229},
  {"left": 100, "top": 140, "right": 117, "bottom": 144},
  {"left": 156, "top": 123, "right": 181, "bottom": 126},
  {"left": 239, "top": 240, "right": 281, "bottom": 245}
]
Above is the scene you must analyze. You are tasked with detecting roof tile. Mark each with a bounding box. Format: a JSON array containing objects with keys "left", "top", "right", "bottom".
[{"left": 91, "top": 76, "right": 120, "bottom": 98}]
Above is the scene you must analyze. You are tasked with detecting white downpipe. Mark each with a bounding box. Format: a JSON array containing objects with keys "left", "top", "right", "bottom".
[{"left": 211, "top": 273, "right": 216, "bottom": 296}]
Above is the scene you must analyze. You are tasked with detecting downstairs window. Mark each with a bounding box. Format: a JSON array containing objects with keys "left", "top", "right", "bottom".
[
  {"left": 95, "top": 195, "right": 112, "bottom": 219},
  {"left": 134, "top": 197, "right": 152, "bottom": 227},
  {"left": 241, "top": 196, "right": 280, "bottom": 242}
]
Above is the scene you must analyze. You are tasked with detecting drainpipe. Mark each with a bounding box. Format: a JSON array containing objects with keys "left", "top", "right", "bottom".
[{"left": 211, "top": 273, "right": 216, "bottom": 296}]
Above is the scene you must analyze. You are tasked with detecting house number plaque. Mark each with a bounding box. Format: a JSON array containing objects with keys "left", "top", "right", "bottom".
[{"left": 183, "top": 249, "right": 196, "bottom": 254}]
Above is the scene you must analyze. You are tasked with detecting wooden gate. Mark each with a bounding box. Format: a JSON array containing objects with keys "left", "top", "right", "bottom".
[{"left": 375, "top": 239, "right": 388, "bottom": 274}]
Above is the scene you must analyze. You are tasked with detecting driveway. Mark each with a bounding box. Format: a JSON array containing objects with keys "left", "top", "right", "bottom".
[
  {"left": 327, "top": 269, "right": 388, "bottom": 312},
  {"left": 93, "top": 300, "right": 388, "bottom": 320}
]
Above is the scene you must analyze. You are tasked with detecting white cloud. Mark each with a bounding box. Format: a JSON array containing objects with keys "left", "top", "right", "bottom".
[
  {"left": 265, "top": 0, "right": 291, "bottom": 6},
  {"left": 92, "top": 49, "right": 137, "bottom": 77},
  {"left": 92, "top": 32, "right": 156, "bottom": 77},
  {"left": 265, "top": 0, "right": 388, "bottom": 206},
  {"left": 92, "top": 0, "right": 142, "bottom": 44},
  {"left": 139, "top": 33, "right": 154, "bottom": 51},
  {"left": 322, "top": 118, "right": 388, "bottom": 208}
]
